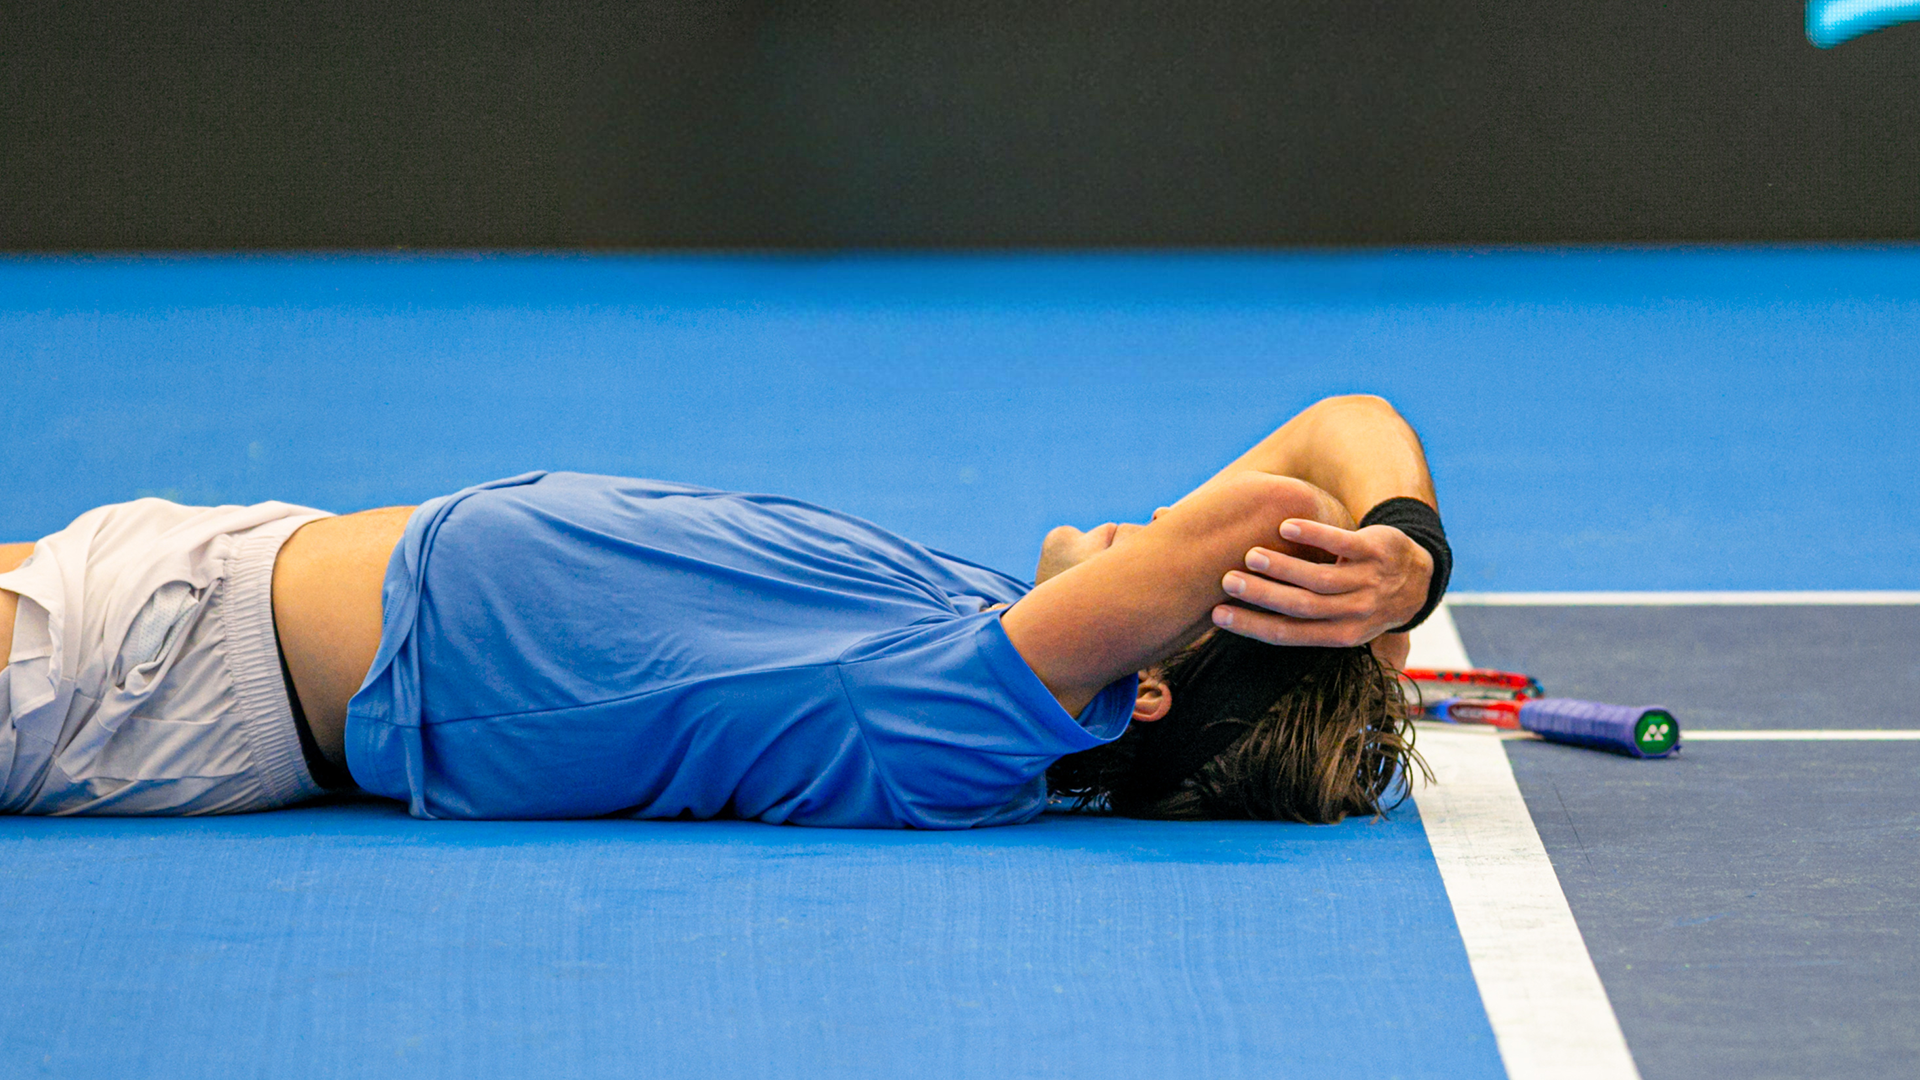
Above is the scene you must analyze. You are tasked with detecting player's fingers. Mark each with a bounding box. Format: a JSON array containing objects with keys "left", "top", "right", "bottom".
[
  {"left": 1222, "top": 571, "right": 1372, "bottom": 621},
  {"left": 1211, "top": 604, "right": 1372, "bottom": 648},
  {"left": 1243, "top": 548, "right": 1367, "bottom": 595},
  {"left": 1278, "top": 518, "right": 1376, "bottom": 561}
]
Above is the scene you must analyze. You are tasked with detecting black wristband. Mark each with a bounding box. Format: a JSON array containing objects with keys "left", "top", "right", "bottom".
[{"left": 1358, "top": 497, "right": 1451, "bottom": 634}]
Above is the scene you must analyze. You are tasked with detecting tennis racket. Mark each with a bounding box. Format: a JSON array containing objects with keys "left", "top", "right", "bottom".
[{"left": 1402, "top": 668, "right": 1681, "bottom": 758}]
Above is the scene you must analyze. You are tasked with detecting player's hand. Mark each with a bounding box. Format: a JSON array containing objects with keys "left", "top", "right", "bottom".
[{"left": 1211, "top": 519, "right": 1432, "bottom": 648}]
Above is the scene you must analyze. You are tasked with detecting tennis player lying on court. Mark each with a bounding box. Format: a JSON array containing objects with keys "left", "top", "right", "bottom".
[{"left": 0, "top": 395, "right": 1448, "bottom": 826}]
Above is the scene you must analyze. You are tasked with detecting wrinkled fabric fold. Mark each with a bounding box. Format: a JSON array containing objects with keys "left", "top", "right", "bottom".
[
  {"left": 345, "top": 472, "right": 1135, "bottom": 827},
  {"left": 0, "top": 499, "right": 331, "bottom": 814}
]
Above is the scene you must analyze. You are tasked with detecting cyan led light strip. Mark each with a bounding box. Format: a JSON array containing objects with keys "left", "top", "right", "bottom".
[{"left": 1807, "top": 0, "right": 1920, "bottom": 47}]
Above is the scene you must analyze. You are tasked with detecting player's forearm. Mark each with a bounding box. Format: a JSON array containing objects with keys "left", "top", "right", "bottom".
[
  {"left": 1197, "top": 397, "right": 1446, "bottom": 649},
  {"left": 1223, "top": 395, "right": 1436, "bottom": 519},
  {"left": 1005, "top": 473, "right": 1339, "bottom": 712}
]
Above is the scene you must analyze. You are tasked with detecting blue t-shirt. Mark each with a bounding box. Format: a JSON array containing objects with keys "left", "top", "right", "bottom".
[{"left": 344, "top": 472, "right": 1137, "bottom": 827}]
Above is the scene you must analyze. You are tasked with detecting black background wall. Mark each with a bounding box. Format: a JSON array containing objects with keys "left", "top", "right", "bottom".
[{"left": 4, "top": 0, "right": 1917, "bottom": 249}]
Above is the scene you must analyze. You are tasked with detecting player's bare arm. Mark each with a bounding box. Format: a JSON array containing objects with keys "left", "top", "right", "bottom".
[
  {"left": 1002, "top": 470, "right": 1352, "bottom": 715},
  {"left": 1003, "top": 394, "right": 1440, "bottom": 715},
  {"left": 1200, "top": 394, "right": 1438, "bottom": 649}
]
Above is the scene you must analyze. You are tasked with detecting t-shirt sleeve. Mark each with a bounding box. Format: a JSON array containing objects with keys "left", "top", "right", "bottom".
[{"left": 833, "top": 611, "right": 1136, "bottom": 829}]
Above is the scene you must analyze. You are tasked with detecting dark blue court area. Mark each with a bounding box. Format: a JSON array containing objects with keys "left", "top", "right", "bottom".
[
  {"left": 1455, "top": 604, "right": 1920, "bottom": 1080},
  {"left": 2, "top": 250, "right": 1916, "bottom": 1079}
]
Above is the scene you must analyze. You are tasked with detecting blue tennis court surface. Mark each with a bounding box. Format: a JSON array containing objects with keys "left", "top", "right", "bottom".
[
  {"left": 2, "top": 249, "right": 1916, "bottom": 1078},
  {"left": 4, "top": 248, "right": 1917, "bottom": 589},
  {"left": 0, "top": 809, "right": 1495, "bottom": 1080}
]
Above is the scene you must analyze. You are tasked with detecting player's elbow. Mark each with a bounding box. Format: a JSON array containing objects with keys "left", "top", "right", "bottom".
[
  {"left": 1208, "top": 470, "right": 1343, "bottom": 532},
  {"left": 1308, "top": 393, "right": 1404, "bottom": 422}
]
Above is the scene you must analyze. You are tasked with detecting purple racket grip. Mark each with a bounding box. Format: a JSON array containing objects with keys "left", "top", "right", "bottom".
[{"left": 1517, "top": 699, "right": 1682, "bottom": 758}]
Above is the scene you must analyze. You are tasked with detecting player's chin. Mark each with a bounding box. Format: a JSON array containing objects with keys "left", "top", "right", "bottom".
[
  {"left": 1043, "top": 524, "right": 1084, "bottom": 547},
  {"left": 1037, "top": 524, "right": 1109, "bottom": 583}
]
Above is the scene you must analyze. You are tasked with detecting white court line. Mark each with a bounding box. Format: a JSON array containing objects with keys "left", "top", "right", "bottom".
[
  {"left": 1410, "top": 726, "right": 1920, "bottom": 744},
  {"left": 1685, "top": 729, "right": 1920, "bottom": 741},
  {"left": 1405, "top": 601, "right": 1475, "bottom": 670},
  {"left": 1410, "top": 605, "right": 1641, "bottom": 1080},
  {"left": 1447, "top": 591, "right": 1920, "bottom": 606}
]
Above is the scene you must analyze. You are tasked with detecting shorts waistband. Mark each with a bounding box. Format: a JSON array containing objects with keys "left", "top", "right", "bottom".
[{"left": 222, "top": 515, "right": 333, "bottom": 807}]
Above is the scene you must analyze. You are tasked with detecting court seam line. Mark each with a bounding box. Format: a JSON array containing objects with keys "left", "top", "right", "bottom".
[
  {"left": 1447, "top": 591, "right": 1920, "bottom": 605},
  {"left": 1409, "top": 725, "right": 1920, "bottom": 744},
  {"left": 1407, "top": 613, "right": 1642, "bottom": 1080},
  {"left": 1684, "top": 729, "right": 1920, "bottom": 740}
]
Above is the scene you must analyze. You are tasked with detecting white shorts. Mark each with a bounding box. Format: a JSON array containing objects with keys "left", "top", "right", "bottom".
[{"left": 0, "top": 499, "right": 335, "bottom": 814}]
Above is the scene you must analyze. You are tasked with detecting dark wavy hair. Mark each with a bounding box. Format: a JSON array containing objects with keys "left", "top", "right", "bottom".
[{"left": 1046, "top": 631, "right": 1425, "bottom": 823}]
